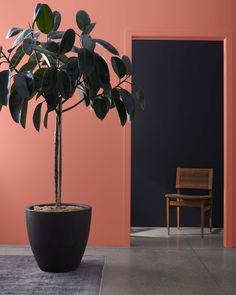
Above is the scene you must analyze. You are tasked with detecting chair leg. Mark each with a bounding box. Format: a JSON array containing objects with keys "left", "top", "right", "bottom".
[
  {"left": 201, "top": 201, "right": 204, "bottom": 238},
  {"left": 177, "top": 198, "right": 180, "bottom": 230},
  {"left": 166, "top": 198, "right": 170, "bottom": 235},
  {"left": 209, "top": 199, "right": 213, "bottom": 233}
]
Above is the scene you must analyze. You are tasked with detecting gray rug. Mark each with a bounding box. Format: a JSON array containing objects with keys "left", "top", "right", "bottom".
[{"left": 0, "top": 255, "right": 105, "bottom": 295}]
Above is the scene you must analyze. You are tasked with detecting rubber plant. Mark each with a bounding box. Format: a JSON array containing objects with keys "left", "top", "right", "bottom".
[{"left": 0, "top": 3, "right": 145, "bottom": 209}]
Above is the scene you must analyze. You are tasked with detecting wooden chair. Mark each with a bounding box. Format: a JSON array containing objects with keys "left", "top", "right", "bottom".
[{"left": 165, "top": 168, "right": 213, "bottom": 238}]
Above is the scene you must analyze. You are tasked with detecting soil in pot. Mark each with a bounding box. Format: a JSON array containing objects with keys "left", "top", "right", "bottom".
[{"left": 33, "top": 205, "right": 83, "bottom": 212}]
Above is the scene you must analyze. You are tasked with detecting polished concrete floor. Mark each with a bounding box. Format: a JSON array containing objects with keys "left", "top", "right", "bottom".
[{"left": 1, "top": 228, "right": 235, "bottom": 295}]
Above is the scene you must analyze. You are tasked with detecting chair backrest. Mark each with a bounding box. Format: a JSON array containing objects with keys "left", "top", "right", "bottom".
[{"left": 176, "top": 168, "right": 213, "bottom": 193}]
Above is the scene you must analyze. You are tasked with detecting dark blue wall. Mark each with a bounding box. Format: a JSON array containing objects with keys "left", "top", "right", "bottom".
[{"left": 131, "top": 40, "right": 224, "bottom": 227}]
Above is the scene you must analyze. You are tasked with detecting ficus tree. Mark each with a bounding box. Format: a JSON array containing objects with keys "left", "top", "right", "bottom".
[{"left": 0, "top": 3, "right": 145, "bottom": 207}]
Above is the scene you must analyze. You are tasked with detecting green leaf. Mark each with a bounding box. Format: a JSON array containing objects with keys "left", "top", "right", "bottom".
[
  {"left": 44, "top": 110, "right": 49, "bottom": 128},
  {"left": 57, "top": 70, "right": 71, "bottom": 99},
  {"left": 135, "top": 88, "right": 145, "bottom": 110},
  {"left": 34, "top": 67, "right": 47, "bottom": 88},
  {"left": 30, "top": 44, "right": 57, "bottom": 56},
  {"left": 111, "top": 56, "right": 126, "bottom": 79},
  {"left": 94, "top": 39, "right": 119, "bottom": 55},
  {"left": 9, "top": 91, "right": 24, "bottom": 123},
  {"left": 0, "top": 70, "right": 10, "bottom": 106},
  {"left": 33, "top": 102, "right": 43, "bottom": 131},
  {"left": 110, "top": 88, "right": 120, "bottom": 108},
  {"left": 48, "top": 30, "right": 64, "bottom": 39},
  {"left": 93, "top": 96, "right": 110, "bottom": 120},
  {"left": 8, "top": 28, "right": 32, "bottom": 53},
  {"left": 94, "top": 54, "right": 110, "bottom": 89},
  {"left": 33, "top": 3, "right": 42, "bottom": 27},
  {"left": 122, "top": 55, "right": 132, "bottom": 75},
  {"left": 119, "top": 88, "right": 135, "bottom": 114},
  {"left": 83, "top": 22, "right": 96, "bottom": 35},
  {"left": 42, "top": 41, "right": 59, "bottom": 53},
  {"left": 76, "top": 10, "right": 91, "bottom": 31},
  {"left": 36, "top": 4, "right": 54, "bottom": 34},
  {"left": 59, "top": 29, "right": 75, "bottom": 54},
  {"left": 20, "top": 99, "right": 28, "bottom": 128},
  {"left": 81, "top": 34, "right": 95, "bottom": 52},
  {"left": 14, "top": 71, "right": 34, "bottom": 100},
  {"left": 42, "top": 67, "right": 57, "bottom": 93},
  {"left": 53, "top": 11, "right": 61, "bottom": 31},
  {"left": 10, "top": 45, "right": 24, "bottom": 68},
  {"left": 78, "top": 48, "right": 94, "bottom": 76},
  {"left": 19, "top": 60, "right": 37, "bottom": 72},
  {"left": 114, "top": 98, "right": 127, "bottom": 126},
  {"left": 6, "top": 27, "right": 23, "bottom": 39},
  {"left": 42, "top": 67, "right": 58, "bottom": 107},
  {"left": 22, "top": 38, "right": 35, "bottom": 55},
  {"left": 65, "top": 57, "right": 80, "bottom": 82}
]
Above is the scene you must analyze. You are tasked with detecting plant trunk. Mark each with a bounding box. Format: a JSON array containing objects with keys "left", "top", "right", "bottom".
[{"left": 54, "top": 99, "right": 62, "bottom": 207}]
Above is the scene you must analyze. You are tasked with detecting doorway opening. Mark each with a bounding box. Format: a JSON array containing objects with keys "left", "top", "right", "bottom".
[{"left": 130, "top": 40, "right": 224, "bottom": 238}]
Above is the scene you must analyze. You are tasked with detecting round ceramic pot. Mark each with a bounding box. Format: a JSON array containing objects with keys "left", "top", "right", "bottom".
[{"left": 26, "top": 203, "right": 92, "bottom": 273}]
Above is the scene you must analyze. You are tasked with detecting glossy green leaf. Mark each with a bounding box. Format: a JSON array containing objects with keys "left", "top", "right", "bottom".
[
  {"left": 93, "top": 96, "right": 110, "bottom": 120},
  {"left": 9, "top": 91, "right": 24, "bottom": 123},
  {"left": 36, "top": 4, "right": 54, "bottom": 34},
  {"left": 8, "top": 28, "right": 32, "bottom": 53},
  {"left": 30, "top": 44, "right": 57, "bottom": 56},
  {"left": 34, "top": 67, "right": 47, "bottom": 88},
  {"left": 42, "top": 41, "right": 59, "bottom": 53},
  {"left": 59, "top": 29, "right": 75, "bottom": 54},
  {"left": 111, "top": 56, "right": 126, "bottom": 79},
  {"left": 48, "top": 30, "right": 64, "bottom": 39},
  {"left": 94, "top": 54, "right": 110, "bottom": 89},
  {"left": 110, "top": 88, "right": 120, "bottom": 108},
  {"left": 53, "top": 11, "right": 61, "bottom": 31},
  {"left": 22, "top": 38, "right": 35, "bottom": 55},
  {"left": 122, "top": 55, "right": 132, "bottom": 75},
  {"left": 33, "top": 102, "right": 43, "bottom": 131},
  {"left": 65, "top": 57, "right": 80, "bottom": 81},
  {"left": 45, "top": 89, "right": 59, "bottom": 110},
  {"left": 57, "top": 70, "right": 71, "bottom": 99},
  {"left": 0, "top": 70, "right": 10, "bottom": 106},
  {"left": 19, "top": 60, "right": 37, "bottom": 72},
  {"left": 6, "top": 27, "right": 23, "bottom": 39},
  {"left": 119, "top": 88, "right": 135, "bottom": 114},
  {"left": 78, "top": 48, "right": 94, "bottom": 76},
  {"left": 83, "top": 22, "right": 96, "bottom": 35},
  {"left": 14, "top": 71, "right": 34, "bottom": 100},
  {"left": 10, "top": 45, "right": 24, "bottom": 68},
  {"left": 114, "top": 98, "right": 127, "bottom": 126},
  {"left": 20, "top": 99, "right": 28, "bottom": 128},
  {"left": 44, "top": 109, "right": 49, "bottom": 128},
  {"left": 85, "top": 71, "right": 100, "bottom": 96},
  {"left": 76, "top": 10, "right": 91, "bottom": 31},
  {"left": 94, "top": 39, "right": 119, "bottom": 56},
  {"left": 33, "top": 3, "right": 42, "bottom": 27},
  {"left": 42, "top": 67, "right": 58, "bottom": 107},
  {"left": 42, "top": 67, "right": 57, "bottom": 93},
  {"left": 81, "top": 34, "right": 95, "bottom": 52}
]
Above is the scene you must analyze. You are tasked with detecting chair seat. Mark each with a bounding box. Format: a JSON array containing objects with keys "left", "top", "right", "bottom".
[{"left": 165, "top": 194, "right": 212, "bottom": 200}]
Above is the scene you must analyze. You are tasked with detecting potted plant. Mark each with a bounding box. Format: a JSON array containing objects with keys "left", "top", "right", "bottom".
[{"left": 0, "top": 3, "right": 144, "bottom": 272}]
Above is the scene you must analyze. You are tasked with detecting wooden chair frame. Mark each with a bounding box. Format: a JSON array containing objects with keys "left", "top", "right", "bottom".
[{"left": 165, "top": 168, "right": 213, "bottom": 238}]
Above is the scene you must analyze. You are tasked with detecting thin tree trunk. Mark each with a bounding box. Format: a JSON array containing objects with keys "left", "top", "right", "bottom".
[{"left": 54, "top": 99, "right": 62, "bottom": 207}]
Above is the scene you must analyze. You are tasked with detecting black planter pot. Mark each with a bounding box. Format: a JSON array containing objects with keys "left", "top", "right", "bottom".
[{"left": 26, "top": 203, "right": 92, "bottom": 273}]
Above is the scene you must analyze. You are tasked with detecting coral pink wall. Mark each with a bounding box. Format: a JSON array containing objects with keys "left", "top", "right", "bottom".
[{"left": 0, "top": 0, "right": 236, "bottom": 246}]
